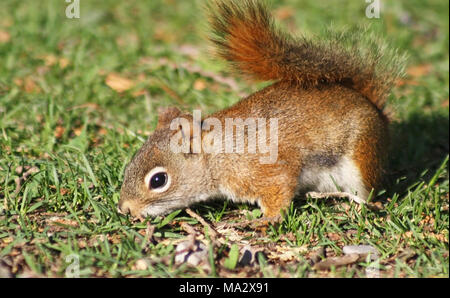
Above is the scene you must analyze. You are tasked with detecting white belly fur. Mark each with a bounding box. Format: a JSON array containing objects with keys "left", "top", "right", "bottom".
[{"left": 298, "top": 156, "right": 368, "bottom": 200}]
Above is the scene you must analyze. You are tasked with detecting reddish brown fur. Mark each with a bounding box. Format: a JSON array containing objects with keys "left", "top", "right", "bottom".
[
  {"left": 119, "top": 0, "right": 403, "bottom": 220},
  {"left": 352, "top": 114, "right": 389, "bottom": 191},
  {"left": 208, "top": 0, "right": 396, "bottom": 111},
  {"left": 206, "top": 82, "right": 387, "bottom": 215}
]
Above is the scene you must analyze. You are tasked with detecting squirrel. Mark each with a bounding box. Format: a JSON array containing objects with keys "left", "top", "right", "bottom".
[{"left": 118, "top": 0, "right": 404, "bottom": 221}]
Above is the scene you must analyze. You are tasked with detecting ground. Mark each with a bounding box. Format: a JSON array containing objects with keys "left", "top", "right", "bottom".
[{"left": 0, "top": 0, "right": 448, "bottom": 277}]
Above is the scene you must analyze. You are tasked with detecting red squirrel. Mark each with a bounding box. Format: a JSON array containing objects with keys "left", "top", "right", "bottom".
[{"left": 118, "top": 0, "right": 404, "bottom": 221}]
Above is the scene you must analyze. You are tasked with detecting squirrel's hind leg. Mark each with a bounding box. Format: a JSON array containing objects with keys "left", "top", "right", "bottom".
[{"left": 305, "top": 191, "right": 367, "bottom": 204}]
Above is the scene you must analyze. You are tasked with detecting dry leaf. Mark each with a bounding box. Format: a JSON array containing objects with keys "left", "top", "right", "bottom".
[
  {"left": 403, "top": 231, "right": 413, "bottom": 239},
  {"left": 54, "top": 126, "right": 65, "bottom": 139},
  {"left": 59, "top": 188, "right": 70, "bottom": 196},
  {"left": 67, "top": 102, "right": 101, "bottom": 111},
  {"left": 40, "top": 54, "right": 58, "bottom": 66},
  {"left": 419, "top": 215, "right": 435, "bottom": 226},
  {"left": 407, "top": 64, "right": 432, "bottom": 78},
  {"left": 59, "top": 58, "right": 70, "bottom": 69},
  {"left": 215, "top": 226, "right": 245, "bottom": 243},
  {"left": 98, "top": 128, "right": 107, "bottom": 136},
  {"left": 47, "top": 216, "right": 79, "bottom": 228},
  {"left": 14, "top": 77, "right": 41, "bottom": 93},
  {"left": 24, "top": 78, "right": 39, "bottom": 93},
  {"left": 73, "top": 126, "right": 83, "bottom": 136},
  {"left": 132, "top": 89, "right": 147, "bottom": 97},
  {"left": 193, "top": 79, "right": 207, "bottom": 91},
  {"left": 13, "top": 78, "right": 23, "bottom": 87},
  {"left": 327, "top": 233, "right": 341, "bottom": 241},
  {"left": 267, "top": 245, "right": 307, "bottom": 262},
  {"left": 135, "top": 258, "right": 150, "bottom": 271},
  {"left": 313, "top": 254, "right": 360, "bottom": 270},
  {"left": 2, "top": 237, "right": 13, "bottom": 244},
  {"left": 275, "top": 6, "right": 295, "bottom": 20},
  {"left": 153, "top": 27, "right": 176, "bottom": 42},
  {"left": 105, "top": 73, "right": 135, "bottom": 93},
  {"left": 115, "top": 33, "right": 139, "bottom": 47},
  {"left": 428, "top": 232, "right": 448, "bottom": 242},
  {"left": 368, "top": 201, "right": 384, "bottom": 211},
  {"left": 0, "top": 30, "right": 10, "bottom": 43},
  {"left": 396, "top": 78, "right": 420, "bottom": 87}
]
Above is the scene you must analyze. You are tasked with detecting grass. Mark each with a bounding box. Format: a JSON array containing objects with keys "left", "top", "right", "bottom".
[{"left": 0, "top": 0, "right": 448, "bottom": 277}]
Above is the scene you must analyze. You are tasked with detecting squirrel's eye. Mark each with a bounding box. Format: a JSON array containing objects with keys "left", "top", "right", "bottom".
[
  {"left": 150, "top": 172, "right": 167, "bottom": 189},
  {"left": 144, "top": 167, "right": 171, "bottom": 193}
]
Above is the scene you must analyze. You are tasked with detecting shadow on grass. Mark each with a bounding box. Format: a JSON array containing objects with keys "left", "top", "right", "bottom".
[
  {"left": 290, "top": 110, "right": 449, "bottom": 209},
  {"left": 386, "top": 110, "right": 449, "bottom": 197}
]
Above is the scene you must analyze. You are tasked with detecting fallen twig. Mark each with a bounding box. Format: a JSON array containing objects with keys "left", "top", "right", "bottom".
[
  {"left": 215, "top": 216, "right": 281, "bottom": 229},
  {"left": 180, "top": 222, "right": 198, "bottom": 236},
  {"left": 141, "top": 222, "right": 158, "bottom": 251},
  {"left": 145, "top": 222, "right": 156, "bottom": 240},
  {"left": 185, "top": 208, "right": 219, "bottom": 240}
]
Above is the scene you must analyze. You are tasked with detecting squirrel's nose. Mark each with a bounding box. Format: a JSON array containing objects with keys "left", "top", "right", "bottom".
[{"left": 117, "top": 199, "right": 131, "bottom": 215}]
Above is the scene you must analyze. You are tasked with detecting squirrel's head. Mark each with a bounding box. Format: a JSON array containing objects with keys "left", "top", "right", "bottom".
[{"left": 118, "top": 107, "right": 214, "bottom": 219}]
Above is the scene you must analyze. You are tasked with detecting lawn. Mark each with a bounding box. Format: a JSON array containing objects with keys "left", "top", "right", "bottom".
[{"left": 0, "top": 0, "right": 448, "bottom": 278}]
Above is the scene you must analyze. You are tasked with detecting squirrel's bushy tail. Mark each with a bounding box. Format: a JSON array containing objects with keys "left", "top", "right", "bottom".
[{"left": 208, "top": 0, "right": 405, "bottom": 110}]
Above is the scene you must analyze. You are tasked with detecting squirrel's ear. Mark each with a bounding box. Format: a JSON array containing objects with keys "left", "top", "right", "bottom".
[{"left": 156, "top": 107, "right": 182, "bottom": 129}]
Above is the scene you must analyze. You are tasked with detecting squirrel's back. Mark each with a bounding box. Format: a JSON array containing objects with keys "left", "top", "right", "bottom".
[
  {"left": 208, "top": 0, "right": 405, "bottom": 112},
  {"left": 118, "top": 0, "right": 406, "bottom": 219}
]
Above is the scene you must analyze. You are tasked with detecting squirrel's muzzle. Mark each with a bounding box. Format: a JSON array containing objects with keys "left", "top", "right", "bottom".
[{"left": 117, "top": 198, "right": 131, "bottom": 215}]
